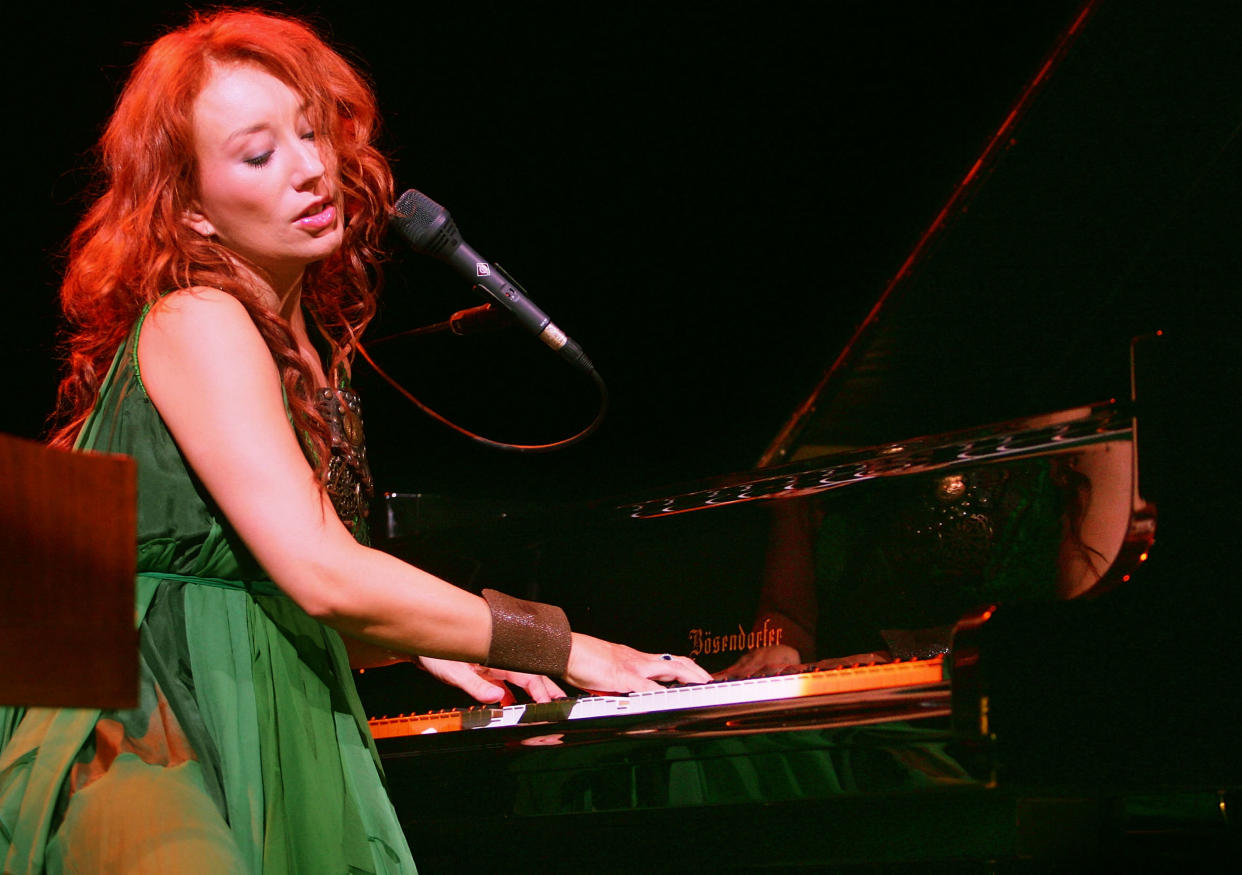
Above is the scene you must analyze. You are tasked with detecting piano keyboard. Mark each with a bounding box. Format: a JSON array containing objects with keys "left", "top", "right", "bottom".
[{"left": 368, "top": 656, "right": 945, "bottom": 739}]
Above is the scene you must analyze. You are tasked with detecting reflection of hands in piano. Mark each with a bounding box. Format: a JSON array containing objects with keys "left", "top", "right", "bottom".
[
  {"left": 565, "top": 633, "right": 713, "bottom": 695},
  {"left": 716, "top": 646, "right": 895, "bottom": 680},
  {"left": 714, "top": 644, "right": 803, "bottom": 680},
  {"left": 417, "top": 656, "right": 567, "bottom": 705}
]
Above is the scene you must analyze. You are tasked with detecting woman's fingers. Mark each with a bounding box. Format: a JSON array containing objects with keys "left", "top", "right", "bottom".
[
  {"left": 566, "top": 634, "right": 713, "bottom": 693},
  {"left": 426, "top": 641, "right": 713, "bottom": 702},
  {"left": 646, "top": 653, "right": 713, "bottom": 685},
  {"left": 478, "top": 668, "right": 567, "bottom": 703},
  {"left": 418, "top": 656, "right": 507, "bottom": 702}
]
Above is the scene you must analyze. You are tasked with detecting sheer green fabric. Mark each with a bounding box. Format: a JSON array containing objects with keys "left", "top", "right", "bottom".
[{"left": 0, "top": 312, "right": 416, "bottom": 873}]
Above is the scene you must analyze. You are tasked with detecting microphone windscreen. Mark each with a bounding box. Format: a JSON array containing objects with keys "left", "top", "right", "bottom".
[{"left": 392, "top": 189, "right": 462, "bottom": 260}]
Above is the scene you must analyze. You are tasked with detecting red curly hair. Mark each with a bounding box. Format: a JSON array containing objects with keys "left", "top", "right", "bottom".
[{"left": 49, "top": 8, "right": 394, "bottom": 479}]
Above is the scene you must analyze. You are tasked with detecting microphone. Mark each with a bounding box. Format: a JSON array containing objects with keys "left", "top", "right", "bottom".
[{"left": 391, "top": 189, "right": 595, "bottom": 375}]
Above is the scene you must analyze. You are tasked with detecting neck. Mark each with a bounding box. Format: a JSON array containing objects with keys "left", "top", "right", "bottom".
[
  {"left": 276, "top": 274, "right": 330, "bottom": 389},
  {"left": 245, "top": 264, "right": 306, "bottom": 322},
  {"left": 275, "top": 273, "right": 306, "bottom": 325},
  {"left": 231, "top": 259, "right": 326, "bottom": 386},
  {"left": 224, "top": 251, "right": 306, "bottom": 317}
]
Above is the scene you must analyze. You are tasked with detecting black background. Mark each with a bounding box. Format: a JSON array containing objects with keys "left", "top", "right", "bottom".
[{"left": 9, "top": 1, "right": 1089, "bottom": 503}]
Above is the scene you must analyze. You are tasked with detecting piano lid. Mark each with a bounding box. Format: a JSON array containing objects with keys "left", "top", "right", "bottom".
[{"left": 763, "top": 0, "right": 1242, "bottom": 465}]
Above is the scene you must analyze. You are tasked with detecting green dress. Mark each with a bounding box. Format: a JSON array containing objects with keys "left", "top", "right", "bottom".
[{"left": 0, "top": 311, "right": 417, "bottom": 873}]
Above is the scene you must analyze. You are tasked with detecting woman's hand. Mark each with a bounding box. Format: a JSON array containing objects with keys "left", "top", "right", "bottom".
[
  {"left": 564, "top": 633, "right": 712, "bottom": 695},
  {"left": 418, "top": 656, "right": 566, "bottom": 704},
  {"left": 715, "top": 644, "right": 803, "bottom": 680}
]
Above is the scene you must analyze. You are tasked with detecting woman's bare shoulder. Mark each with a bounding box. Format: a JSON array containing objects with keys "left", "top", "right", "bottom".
[
  {"left": 140, "top": 287, "right": 267, "bottom": 363},
  {"left": 144, "top": 286, "right": 252, "bottom": 329},
  {"left": 138, "top": 286, "right": 282, "bottom": 420}
]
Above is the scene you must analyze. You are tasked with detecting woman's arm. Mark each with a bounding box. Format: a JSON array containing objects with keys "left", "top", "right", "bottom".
[
  {"left": 342, "top": 636, "right": 411, "bottom": 669},
  {"left": 139, "top": 289, "right": 710, "bottom": 692}
]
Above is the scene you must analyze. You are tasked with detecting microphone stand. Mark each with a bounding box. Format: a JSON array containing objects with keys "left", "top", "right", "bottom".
[{"left": 365, "top": 302, "right": 514, "bottom": 347}]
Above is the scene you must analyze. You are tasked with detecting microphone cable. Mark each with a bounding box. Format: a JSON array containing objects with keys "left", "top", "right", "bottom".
[{"left": 355, "top": 282, "right": 609, "bottom": 454}]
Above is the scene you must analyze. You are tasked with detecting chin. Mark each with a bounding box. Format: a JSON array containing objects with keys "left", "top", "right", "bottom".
[{"left": 301, "top": 231, "right": 345, "bottom": 264}]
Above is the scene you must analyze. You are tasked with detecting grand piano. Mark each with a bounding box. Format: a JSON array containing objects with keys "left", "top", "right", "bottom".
[{"left": 357, "top": 1, "right": 1241, "bottom": 869}]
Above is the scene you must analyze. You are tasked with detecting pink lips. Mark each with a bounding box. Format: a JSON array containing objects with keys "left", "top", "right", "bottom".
[{"left": 295, "top": 203, "right": 337, "bottom": 231}]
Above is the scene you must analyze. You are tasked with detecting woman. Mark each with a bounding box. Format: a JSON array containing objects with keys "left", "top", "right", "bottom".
[{"left": 0, "top": 9, "right": 709, "bottom": 873}]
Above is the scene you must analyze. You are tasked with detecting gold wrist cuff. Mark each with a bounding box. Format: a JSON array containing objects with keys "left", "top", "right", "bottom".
[{"left": 481, "top": 588, "right": 572, "bottom": 677}]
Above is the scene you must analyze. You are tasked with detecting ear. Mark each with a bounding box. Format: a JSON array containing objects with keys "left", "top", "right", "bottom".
[{"left": 182, "top": 206, "right": 216, "bottom": 238}]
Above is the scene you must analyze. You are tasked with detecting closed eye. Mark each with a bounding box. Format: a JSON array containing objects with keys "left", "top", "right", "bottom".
[{"left": 244, "top": 151, "right": 274, "bottom": 168}]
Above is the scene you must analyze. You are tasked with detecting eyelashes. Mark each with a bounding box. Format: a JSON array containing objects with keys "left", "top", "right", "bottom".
[{"left": 242, "top": 133, "right": 316, "bottom": 169}]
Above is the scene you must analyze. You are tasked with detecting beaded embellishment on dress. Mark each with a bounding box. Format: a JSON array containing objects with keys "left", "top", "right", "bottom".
[{"left": 315, "top": 387, "right": 374, "bottom": 526}]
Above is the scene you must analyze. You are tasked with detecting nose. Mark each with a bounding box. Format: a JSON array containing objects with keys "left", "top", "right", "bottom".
[{"left": 293, "top": 137, "right": 327, "bottom": 189}]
